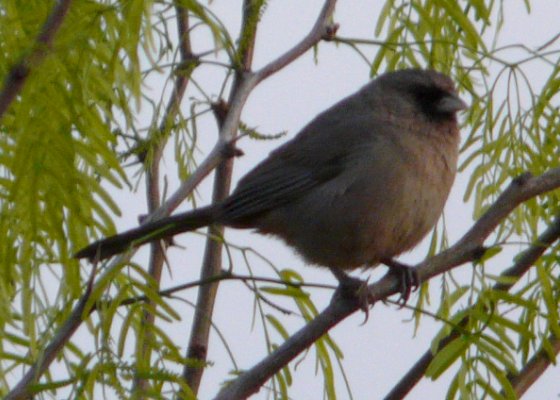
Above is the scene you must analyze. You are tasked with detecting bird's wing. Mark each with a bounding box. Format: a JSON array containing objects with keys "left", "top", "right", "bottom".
[
  {"left": 219, "top": 109, "right": 375, "bottom": 224},
  {"left": 220, "top": 151, "right": 345, "bottom": 224}
]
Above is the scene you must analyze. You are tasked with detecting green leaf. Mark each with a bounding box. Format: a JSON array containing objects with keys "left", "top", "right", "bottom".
[
  {"left": 427, "top": 336, "right": 470, "bottom": 379},
  {"left": 266, "top": 314, "right": 290, "bottom": 341},
  {"left": 537, "top": 264, "right": 560, "bottom": 337},
  {"left": 260, "top": 286, "right": 309, "bottom": 299}
]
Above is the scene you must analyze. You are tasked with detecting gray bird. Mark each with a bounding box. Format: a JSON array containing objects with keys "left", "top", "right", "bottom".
[{"left": 75, "top": 69, "right": 466, "bottom": 302}]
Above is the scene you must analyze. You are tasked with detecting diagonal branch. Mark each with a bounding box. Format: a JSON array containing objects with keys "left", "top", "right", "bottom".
[
  {"left": 507, "top": 333, "right": 560, "bottom": 397},
  {"left": 213, "top": 168, "right": 560, "bottom": 400},
  {"left": 254, "top": 0, "right": 338, "bottom": 83},
  {"left": 0, "top": 0, "right": 73, "bottom": 120},
  {"left": 384, "top": 213, "right": 560, "bottom": 400}
]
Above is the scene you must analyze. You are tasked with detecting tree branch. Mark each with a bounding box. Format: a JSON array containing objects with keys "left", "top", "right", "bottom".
[
  {"left": 133, "top": 4, "right": 194, "bottom": 396},
  {"left": 213, "top": 168, "right": 560, "bottom": 400},
  {"left": 180, "top": 103, "right": 238, "bottom": 394},
  {"left": 254, "top": 0, "right": 338, "bottom": 83},
  {"left": 0, "top": 0, "right": 73, "bottom": 120},
  {"left": 507, "top": 333, "right": 560, "bottom": 397},
  {"left": 384, "top": 213, "right": 560, "bottom": 400}
]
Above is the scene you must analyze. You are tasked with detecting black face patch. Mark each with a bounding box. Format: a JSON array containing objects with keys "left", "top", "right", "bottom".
[{"left": 408, "top": 84, "right": 456, "bottom": 121}]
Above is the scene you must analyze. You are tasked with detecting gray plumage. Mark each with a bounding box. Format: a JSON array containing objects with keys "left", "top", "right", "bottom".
[{"left": 75, "top": 69, "right": 466, "bottom": 273}]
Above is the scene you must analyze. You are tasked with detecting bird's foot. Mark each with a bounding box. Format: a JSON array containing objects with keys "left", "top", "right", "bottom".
[
  {"left": 329, "top": 268, "right": 372, "bottom": 322},
  {"left": 381, "top": 259, "right": 419, "bottom": 307}
]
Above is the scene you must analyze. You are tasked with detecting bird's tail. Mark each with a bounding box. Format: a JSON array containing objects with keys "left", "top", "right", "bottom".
[{"left": 74, "top": 205, "right": 218, "bottom": 261}]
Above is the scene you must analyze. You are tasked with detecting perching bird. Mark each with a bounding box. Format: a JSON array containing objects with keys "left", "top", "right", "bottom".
[{"left": 75, "top": 69, "right": 466, "bottom": 302}]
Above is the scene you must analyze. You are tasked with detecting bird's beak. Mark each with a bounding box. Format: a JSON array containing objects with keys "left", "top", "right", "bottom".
[{"left": 438, "top": 93, "right": 468, "bottom": 113}]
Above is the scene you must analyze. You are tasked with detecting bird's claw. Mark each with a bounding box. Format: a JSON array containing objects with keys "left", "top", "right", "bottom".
[
  {"left": 330, "top": 269, "right": 372, "bottom": 323},
  {"left": 382, "top": 259, "right": 420, "bottom": 307}
]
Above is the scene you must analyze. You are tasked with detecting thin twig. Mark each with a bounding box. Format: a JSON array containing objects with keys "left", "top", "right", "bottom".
[
  {"left": 96, "top": 272, "right": 334, "bottom": 311},
  {"left": 254, "top": 0, "right": 338, "bottom": 83}
]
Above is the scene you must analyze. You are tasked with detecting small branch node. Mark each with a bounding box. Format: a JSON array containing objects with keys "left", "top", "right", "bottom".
[{"left": 323, "top": 23, "right": 340, "bottom": 41}]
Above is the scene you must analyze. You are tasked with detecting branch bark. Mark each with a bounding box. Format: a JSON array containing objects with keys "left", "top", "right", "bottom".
[
  {"left": 384, "top": 213, "right": 560, "bottom": 400},
  {"left": 508, "top": 333, "right": 560, "bottom": 397},
  {"left": 213, "top": 168, "right": 560, "bottom": 400},
  {"left": 0, "top": 0, "right": 73, "bottom": 120}
]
